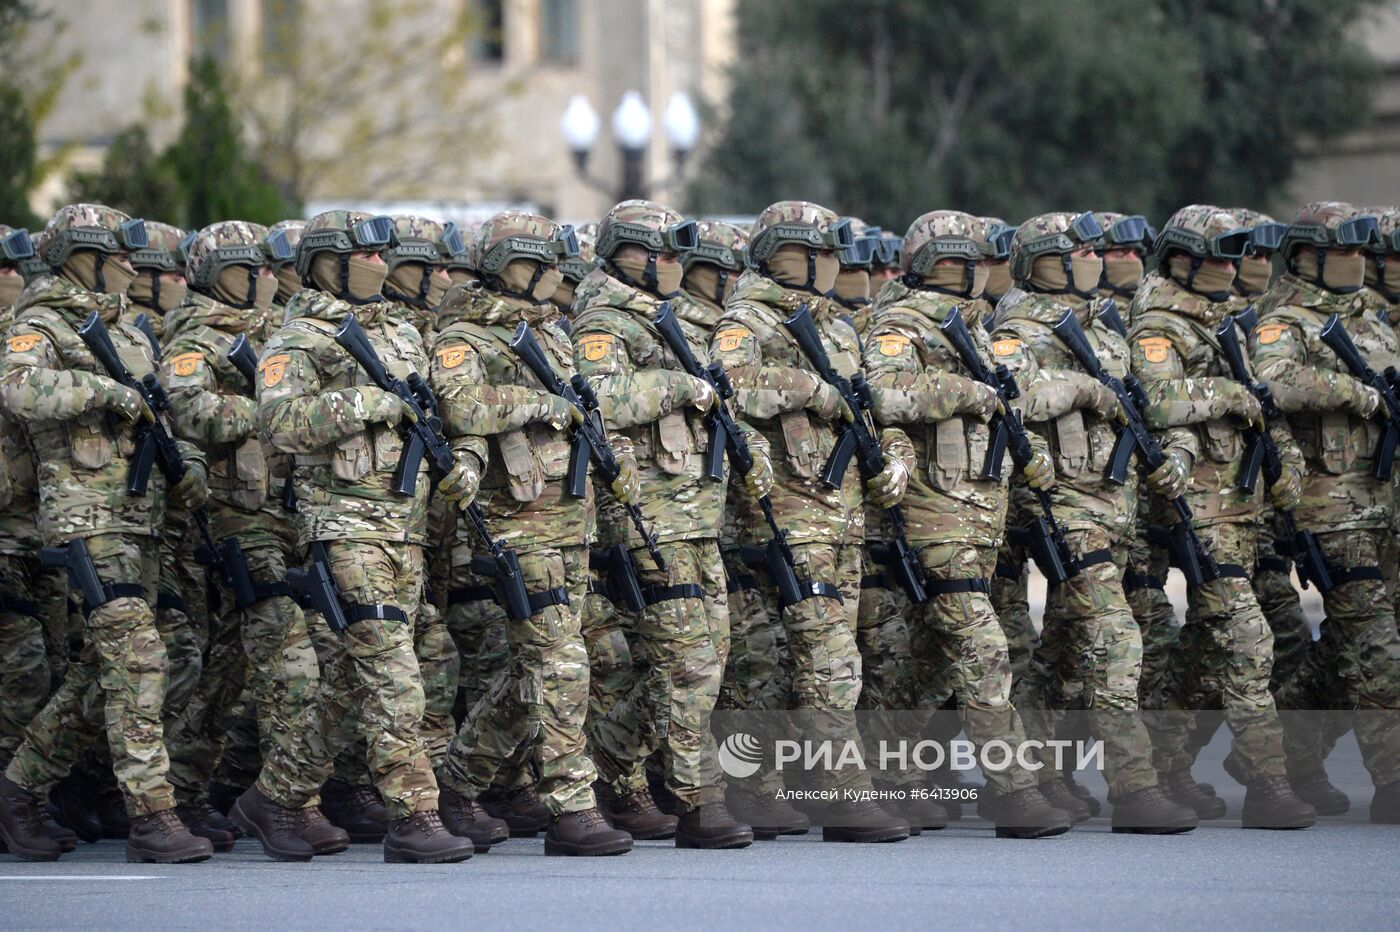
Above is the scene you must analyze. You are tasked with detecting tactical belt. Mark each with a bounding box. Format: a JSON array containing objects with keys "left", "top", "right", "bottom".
[
  {"left": 0, "top": 595, "right": 39, "bottom": 618},
  {"left": 83, "top": 582, "right": 146, "bottom": 616},
  {"left": 1255, "top": 556, "right": 1291, "bottom": 576},
  {"left": 346, "top": 603, "right": 409, "bottom": 625},
  {"left": 994, "top": 560, "right": 1022, "bottom": 580},
  {"left": 1079, "top": 549, "right": 1114, "bottom": 569},
  {"left": 642, "top": 583, "right": 704, "bottom": 606},
  {"left": 1122, "top": 572, "right": 1164, "bottom": 594},
  {"left": 1215, "top": 563, "right": 1250, "bottom": 580},
  {"left": 1329, "top": 565, "right": 1384, "bottom": 586},
  {"left": 860, "top": 572, "right": 890, "bottom": 591},
  {"left": 927, "top": 577, "right": 990, "bottom": 596},
  {"left": 779, "top": 579, "right": 843, "bottom": 609},
  {"left": 155, "top": 591, "right": 187, "bottom": 614},
  {"left": 449, "top": 584, "right": 496, "bottom": 605},
  {"left": 252, "top": 580, "right": 292, "bottom": 604}
]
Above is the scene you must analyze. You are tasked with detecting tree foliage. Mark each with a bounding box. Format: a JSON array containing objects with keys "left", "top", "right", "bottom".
[
  {"left": 688, "top": 0, "right": 1383, "bottom": 232},
  {"left": 66, "top": 125, "right": 182, "bottom": 223}
]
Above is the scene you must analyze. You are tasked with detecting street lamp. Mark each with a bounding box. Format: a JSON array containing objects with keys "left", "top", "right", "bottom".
[{"left": 562, "top": 90, "right": 701, "bottom": 203}]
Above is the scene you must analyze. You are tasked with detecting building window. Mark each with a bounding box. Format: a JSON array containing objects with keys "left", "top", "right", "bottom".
[
  {"left": 262, "top": 0, "right": 299, "bottom": 75},
  {"left": 469, "top": 0, "right": 504, "bottom": 64},
  {"left": 192, "top": 0, "right": 229, "bottom": 64},
  {"left": 539, "top": 0, "right": 578, "bottom": 65}
]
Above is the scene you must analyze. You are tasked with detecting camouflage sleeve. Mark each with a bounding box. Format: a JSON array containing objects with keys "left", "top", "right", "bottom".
[
  {"left": 451, "top": 435, "right": 488, "bottom": 474},
  {"left": 1269, "top": 421, "right": 1303, "bottom": 473},
  {"left": 574, "top": 324, "right": 690, "bottom": 430},
  {"left": 878, "top": 424, "right": 914, "bottom": 470},
  {"left": 430, "top": 335, "right": 554, "bottom": 438},
  {"left": 162, "top": 336, "right": 257, "bottom": 446},
  {"left": 1250, "top": 318, "right": 1360, "bottom": 413},
  {"left": 710, "top": 320, "right": 819, "bottom": 420},
  {"left": 1130, "top": 326, "right": 1240, "bottom": 430},
  {"left": 0, "top": 325, "right": 126, "bottom": 421},
  {"left": 864, "top": 320, "right": 990, "bottom": 425},
  {"left": 989, "top": 329, "right": 1095, "bottom": 424},
  {"left": 257, "top": 335, "right": 366, "bottom": 454},
  {"left": 176, "top": 437, "right": 208, "bottom": 475}
]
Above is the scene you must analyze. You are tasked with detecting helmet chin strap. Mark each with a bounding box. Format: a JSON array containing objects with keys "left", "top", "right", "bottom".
[
  {"left": 760, "top": 248, "right": 825, "bottom": 295},
  {"left": 491, "top": 262, "right": 549, "bottom": 305},
  {"left": 133, "top": 270, "right": 160, "bottom": 310},
  {"left": 93, "top": 253, "right": 108, "bottom": 293},
  {"left": 712, "top": 268, "right": 730, "bottom": 306},
  {"left": 336, "top": 253, "right": 381, "bottom": 306},
  {"left": 608, "top": 252, "right": 672, "bottom": 298},
  {"left": 1375, "top": 255, "right": 1400, "bottom": 304},
  {"left": 1177, "top": 254, "right": 1227, "bottom": 302},
  {"left": 385, "top": 267, "right": 434, "bottom": 309},
  {"left": 903, "top": 259, "right": 978, "bottom": 299}
]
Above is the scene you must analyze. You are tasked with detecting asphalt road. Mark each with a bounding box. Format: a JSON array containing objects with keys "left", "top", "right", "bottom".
[{"left": 1, "top": 731, "right": 1393, "bottom": 932}]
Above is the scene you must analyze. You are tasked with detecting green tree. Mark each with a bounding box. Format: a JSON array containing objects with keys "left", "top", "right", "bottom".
[
  {"left": 0, "top": 84, "right": 39, "bottom": 228},
  {"left": 689, "top": 0, "right": 1382, "bottom": 231},
  {"left": 164, "top": 56, "right": 295, "bottom": 227},
  {"left": 66, "top": 125, "right": 182, "bottom": 222}
]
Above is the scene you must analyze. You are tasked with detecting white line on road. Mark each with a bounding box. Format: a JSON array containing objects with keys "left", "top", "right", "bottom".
[{"left": 0, "top": 876, "right": 164, "bottom": 881}]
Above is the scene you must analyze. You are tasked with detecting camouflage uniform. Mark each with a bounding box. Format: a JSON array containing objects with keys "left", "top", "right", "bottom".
[
  {"left": 253, "top": 211, "right": 440, "bottom": 822},
  {"left": 1253, "top": 204, "right": 1400, "bottom": 799},
  {"left": 1, "top": 205, "right": 207, "bottom": 817}
]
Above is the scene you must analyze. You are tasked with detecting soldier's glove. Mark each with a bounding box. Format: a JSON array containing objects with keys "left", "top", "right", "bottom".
[
  {"left": 805, "top": 377, "right": 848, "bottom": 422},
  {"left": 543, "top": 395, "right": 583, "bottom": 432},
  {"left": 97, "top": 382, "right": 152, "bottom": 423},
  {"left": 864, "top": 456, "right": 909, "bottom": 508},
  {"left": 1348, "top": 382, "right": 1382, "bottom": 419},
  {"left": 1021, "top": 447, "right": 1056, "bottom": 491},
  {"left": 170, "top": 463, "right": 208, "bottom": 511},
  {"left": 673, "top": 374, "right": 715, "bottom": 414},
  {"left": 610, "top": 451, "right": 642, "bottom": 505},
  {"left": 1146, "top": 451, "right": 1189, "bottom": 500},
  {"left": 343, "top": 386, "right": 410, "bottom": 427},
  {"left": 437, "top": 457, "right": 481, "bottom": 505},
  {"left": 742, "top": 446, "right": 775, "bottom": 501},
  {"left": 962, "top": 382, "right": 1001, "bottom": 422},
  {"left": 1088, "top": 382, "right": 1124, "bottom": 423},
  {"left": 1269, "top": 463, "right": 1304, "bottom": 512}
]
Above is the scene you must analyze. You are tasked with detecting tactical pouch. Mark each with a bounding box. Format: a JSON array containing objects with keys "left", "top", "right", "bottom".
[
  {"left": 653, "top": 412, "right": 691, "bottom": 476},
  {"left": 1052, "top": 411, "right": 1088, "bottom": 479},
  {"left": 370, "top": 422, "right": 404, "bottom": 475},
  {"left": 498, "top": 428, "right": 544, "bottom": 502},
  {"left": 1202, "top": 418, "right": 1241, "bottom": 464},
  {"left": 1318, "top": 412, "right": 1358, "bottom": 475},
  {"left": 331, "top": 433, "right": 372, "bottom": 482},
  {"left": 929, "top": 417, "right": 966, "bottom": 491},
  {"left": 779, "top": 410, "right": 819, "bottom": 479},
  {"left": 228, "top": 437, "right": 269, "bottom": 510},
  {"left": 69, "top": 413, "right": 113, "bottom": 470}
]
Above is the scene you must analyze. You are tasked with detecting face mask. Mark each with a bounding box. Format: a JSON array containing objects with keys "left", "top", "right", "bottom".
[
  {"left": 64, "top": 250, "right": 136, "bottom": 295},
  {"left": 498, "top": 258, "right": 564, "bottom": 302},
  {"left": 612, "top": 253, "right": 683, "bottom": 297},
  {"left": 385, "top": 262, "right": 450, "bottom": 308},
  {"left": 311, "top": 252, "right": 386, "bottom": 302},
  {"left": 1103, "top": 255, "right": 1144, "bottom": 294},
  {"left": 1294, "top": 250, "right": 1365, "bottom": 294},
  {"left": 551, "top": 279, "right": 577, "bottom": 311},
  {"left": 1168, "top": 255, "right": 1235, "bottom": 299},
  {"left": 0, "top": 272, "right": 23, "bottom": 306},
  {"left": 1236, "top": 256, "right": 1271, "bottom": 295},
  {"left": 920, "top": 262, "right": 988, "bottom": 298},
  {"left": 683, "top": 265, "right": 734, "bottom": 307},
  {"left": 253, "top": 272, "right": 277, "bottom": 314},
  {"left": 275, "top": 264, "right": 303, "bottom": 303},
  {"left": 1370, "top": 257, "right": 1400, "bottom": 300},
  {"left": 983, "top": 262, "right": 1011, "bottom": 301},
  {"left": 212, "top": 264, "right": 269, "bottom": 309},
  {"left": 1028, "top": 254, "right": 1069, "bottom": 293},
  {"left": 128, "top": 270, "right": 188, "bottom": 312},
  {"left": 767, "top": 247, "right": 839, "bottom": 293},
  {"left": 833, "top": 268, "right": 870, "bottom": 304},
  {"left": 1070, "top": 254, "right": 1102, "bottom": 295},
  {"left": 447, "top": 268, "right": 475, "bottom": 285}
]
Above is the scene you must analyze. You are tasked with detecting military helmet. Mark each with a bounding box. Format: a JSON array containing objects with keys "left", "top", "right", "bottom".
[
  {"left": 264, "top": 219, "right": 305, "bottom": 269},
  {"left": 39, "top": 203, "right": 148, "bottom": 270},
  {"left": 595, "top": 199, "right": 696, "bottom": 261},
  {"left": 1153, "top": 205, "right": 1249, "bottom": 264},
  {"left": 747, "top": 200, "right": 852, "bottom": 266},
  {"left": 980, "top": 217, "right": 1014, "bottom": 261},
  {"left": 185, "top": 221, "right": 271, "bottom": 292},
  {"left": 295, "top": 210, "right": 398, "bottom": 280},
  {"left": 1095, "top": 212, "right": 1154, "bottom": 255},
  {"left": 0, "top": 224, "right": 36, "bottom": 268},
  {"left": 559, "top": 226, "right": 599, "bottom": 283},
  {"left": 1227, "top": 208, "right": 1287, "bottom": 256},
  {"left": 683, "top": 220, "right": 747, "bottom": 273},
  {"left": 1280, "top": 201, "right": 1380, "bottom": 261},
  {"left": 474, "top": 211, "right": 577, "bottom": 276},
  {"left": 129, "top": 221, "right": 188, "bottom": 273},
  {"left": 1357, "top": 206, "right": 1400, "bottom": 255},
  {"left": 384, "top": 215, "right": 448, "bottom": 273},
  {"left": 1009, "top": 211, "right": 1103, "bottom": 282},
  {"left": 902, "top": 211, "right": 985, "bottom": 278}
]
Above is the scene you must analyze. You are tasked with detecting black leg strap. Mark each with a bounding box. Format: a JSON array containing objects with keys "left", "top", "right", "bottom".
[
  {"left": 449, "top": 584, "right": 496, "bottom": 605},
  {"left": 1329, "top": 565, "right": 1384, "bottom": 586},
  {"left": 1255, "top": 556, "right": 1290, "bottom": 576},
  {"left": 345, "top": 603, "right": 409, "bottom": 625},
  {"left": 155, "top": 591, "right": 187, "bottom": 614},
  {"left": 1079, "top": 549, "right": 1115, "bottom": 568},
  {"left": 252, "top": 580, "right": 292, "bottom": 603},
  {"left": 528, "top": 586, "right": 571, "bottom": 613},
  {"left": 778, "top": 579, "right": 843, "bottom": 610},
  {"left": 642, "top": 583, "right": 704, "bottom": 606},
  {"left": 860, "top": 572, "right": 889, "bottom": 591},
  {"left": 725, "top": 572, "right": 761, "bottom": 593},
  {"left": 1214, "top": 563, "right": 1250, "bottom": 580},
  {"left": 1122, "top": 572, "right": 1164, "bottom": 594},
  {"left": 994, "top": 560, "right": 1022, "bottom": 580},
  {"left": 927, "top": 577, "right": 990, "bottom": 596},
  {"left": 0, "top": 595, "right": 39, "bottom": 618}
]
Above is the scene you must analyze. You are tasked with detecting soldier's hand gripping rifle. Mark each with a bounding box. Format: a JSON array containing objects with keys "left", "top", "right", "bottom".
[
  {"left": 782, "top": 304, "right": 927, "bottom": 604},
  {"left": 507, "top": 320, "right": 667, "bottom": 576},
  {"left": 1319, "top": 313, "right": 1400, "bottom": 482},
  {"left": 650, "top": 302, "right": 805, "bottom": 607},
  {"left": 1215, "top": 316, "right": 1332, "bottom": 592},
  {"left": 334, "top": 314, "right": 532, "bottom": 621},
  {"left": 940, "top": 307, "right": 1079, "bottom": 584},
  {"left": 1051, "top": 308, "right": 1219, "bottom": 586}
]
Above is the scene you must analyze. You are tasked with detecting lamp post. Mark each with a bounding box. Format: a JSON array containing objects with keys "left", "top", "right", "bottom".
[{"left": 562, "top": 90, "right": 700, "bottom": 203}]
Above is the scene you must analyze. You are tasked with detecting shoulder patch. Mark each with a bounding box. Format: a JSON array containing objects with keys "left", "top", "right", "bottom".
[
  {"left": 1257, "top": 322, "right": 1289, "bottom": 346},
  {"left": 715, "top": 327, "right": 751, "bottom": 353},
  {"left": 7, "top": 333, "right": 42, "bottom": 353},
  {"left": 875, "top": 333, "right": 911, "bottom": 357},
  {"left": 579, "top": 333, "right": 614, "bottom": 362},
  {"left": 1137, "top": 336, "right": 1172, "bottom": 364},
  {"left": 170, "top": 351, "right": 204, "bottom": 377},
  {"left": 436, "top": 343, "right": 471, "bottom": 370},
  {"left": 259, "top": 353, "right": 291, "bottom": 388},
  {"left": 992, "top": 337, "right": 1021, "bottom": 357}
]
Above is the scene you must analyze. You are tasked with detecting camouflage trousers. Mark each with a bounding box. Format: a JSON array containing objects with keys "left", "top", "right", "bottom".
[
  {"left": 717, "top": 550, "right": 792, "bottom": 714},
  {"left": 1014, "top": 525, "right": 1158, "bottom": 799},
  {"left": 1253, "top": 507, "right": 1316, "bottom": 690},
  {"left": 166, "top": 543, "right": 320, "bottom": 806},
  {"left": 0, "top": 554, "right": 59, "bottom": 768},
  {"left": 581, "top": 580, "right": 637, "bottom": 725},
  {"left": 5, "top": 532, "right": 177, "bottom": 816},
  {"left": 1275, "top": 529, "right": 1400, "bottom": 787},
  {"left": 436, "top": 544, "right": 597, "bottom": 816},
  {"left": 414, "top": 600, "right": 458, "bottom": 771},
  {"left": 590, "top": 538, "right": 728, "bottom": 811},
  {"left": 257, "top": 540, "right": 438, "bottom": 820},
  {"left": 156, "top": 510, "right": 208, "bottom": 716},
  {"left": 442, "top": 594, "right": 531, "bottom": 795},
  {"left": 783, "top": 541, "right": 863, "bottom": 710},
  {"left": 989, "top": 541, "right": 1038, "bottom": 690},
  {"left": 854, "top": 547, "right": 911, "bottom": 711},
  {"left": 897, "top": 542, "right": 1039, "bottom": 796},
  {"left": 212, "top": 694, "right": 261, "bottom": 790},
  {"left": 1123, "top": 531, "right": 1178, "bottom": 705}
]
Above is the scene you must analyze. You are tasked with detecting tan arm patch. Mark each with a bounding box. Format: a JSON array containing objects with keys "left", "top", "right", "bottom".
[
  {"left": 992, "top": 337, "right": 1021, "bottom": 357},
  {"left": 7, "top": 333, "right": 42, "bottom": 353},
  {"left": 715, "top": 327, "right": 751, "bottom": 353},
  {"left": 579, "top": 333, "right": 614, "bottom": 362},
  {"left": 170, "top": 351, "right": 204, "bottom": 377},
  {"left": 436, "top": 344, "right": 471, "bottom": 370},
  {"left": 259, "top": 353, "right": 291, "bottom": 388},
  {"left": 1256, "top": 322, "right": 1288, "bottom": 345},
  {"left": 1137, "top": 336, "right": 1172, "bottom": 363},
  {"left": 875, "top": 333, "right": 911, "bottom": 357}
]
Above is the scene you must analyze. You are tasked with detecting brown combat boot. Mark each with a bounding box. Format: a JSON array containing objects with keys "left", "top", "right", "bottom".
[
  {"left": 1062, "top": 772, "right": 1102, "bottom": 817},
  {"left": 1241, "top": 776, "right": 1316, "bottom": 829},
  {"left": 51, "top": 773, "right": 101, "bottom": 844},
  {"left": 1290, "top": 771, "right": 1350, "bottom": 816},
  {"left": 726, "top": 786, "right": 810, "bottom": 840},
  {"left": 821, "top": 798, "right": 910, "bottom": 843},
  {"left": 482, "top": 785, "right": 551, "bottom": 838},
  {"left": 320, "top": 779, "right": 387, "bottom": 843},
  {"left": 439, "top": 786, "right": 509, "bottom": 852},
  {"left": 544, "top": 807, "right": 633, "bottom": 856},
  {"left": 606, "top": 788, "right": 679, "bottom": 840},
  {"left": 96, "top": 782, "right": 131, "bottom": 840},
  {"left": 296, "top": 805, "right": 350, "bottom": 855},
  {"left": 0, "top": 775, "right": 63, "bottom": 861},
  {"left": 383, "top": 810, "right": 474, "bottom": 864},
  {"left": 1110, "top": 785, "right": 1199, "bottom": 834},
  {"left": 1370, "top": 781, "right": 1400, "bottom": 824},
  {"left": 230, "top": 786, "right": 315, "bottom": 861},
  {"left": 994, "top": 786, "right": 1073, "bottom": 839},
  {"left": 1040, "top": 778, "right": 1092, "bottom": 824},
  {"left": 675, "top": 802, "right": 753, "bottom": 849},
  {"left": 176, "top": 804, "right": 238, "bottom": 852},
  {"left": 126, "top": 809, "right": 214, "bottom": 864},
  {"left": 1160, "top": 770, "right": 1228, "bottom": 820}
]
